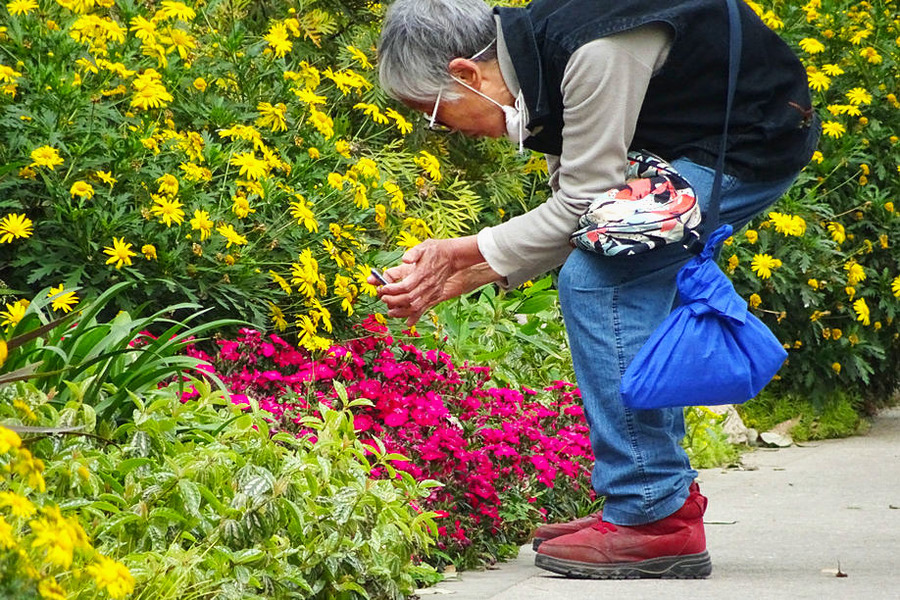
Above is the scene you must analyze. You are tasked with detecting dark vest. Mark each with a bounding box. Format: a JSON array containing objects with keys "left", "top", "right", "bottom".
[{"left": 496, "top": 0, "right": 820, "bottom": 181}]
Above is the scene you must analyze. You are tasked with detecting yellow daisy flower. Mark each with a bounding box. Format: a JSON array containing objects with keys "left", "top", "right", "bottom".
[
  {"left": 822, "top": 121, "right": 845, "bottom": 138},
  {"left": 827, "top": 222, "right": 845, "bottom": 244},
  {"left": 0, "top": 491, "right": 35, "bottom": 518},
  {"left": 798, "top": 38, "right": 825, "bottom": 53},
  {"left": 256, "top": 102, "right": 288, "bottom": 132},
  {"left": 844, "top": 261, "right": 866, "bottom": 285},
  {"left": 853, "top": 298, "right": 870, "bottom": 326},
  {"left": 264, "top": 22, "right": 292, "bottom": 58},
  {"left": 156, "top": 173, "right": 179, "bottom": 196},
  {"left": 0, "top": 213, "right": 33, "bottom": 243},
  {"left": 30, "top": 145, "right": 64, "bottom": 170},
  {"left": 47, "top": 284, "right": 79, "bottom": 313},
  {"left": 807, "top": 71, "right": 830, "bottom": 91},
  {"left": 750, "top": 254, "right": 782, "bottom": 279},
  {"left": 0, "top": 299, "right": 28, "bottom": 328},
  {"left": 155, "top": 0, "right": 196, "bottom": 21},
  {"left": 6, "top": 0, "right": 37, "bottom": 16},
  {"left": 86, "top": 555, "right": 135, "bottom": 600},
  {"left": 230, "top": 152, "right": 268, "bottom": 180},
  {"left": 70, "top": 181, "right": 95, "bottom": 199},
  {"left": 103, "top": 237, "right": 136, "bottom": 269},
  {"left": 150, "top": 195, "right": 185, "bottom": 227},
  {"left": 189, "top": 209, "right": 213, "bottom": 240},
  {"left": 846, "top": 87, "right": 872, "bottom": 105},
  {"left": 216, "top": 224, "right": 247, "bottom": 248},
  {"left": 96, "top": 170, "right": 117, "bottom": 187}
]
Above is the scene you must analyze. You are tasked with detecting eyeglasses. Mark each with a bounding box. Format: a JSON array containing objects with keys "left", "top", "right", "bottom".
[{"left": 426, "top": 86, "right": 454, "bottom": 133}]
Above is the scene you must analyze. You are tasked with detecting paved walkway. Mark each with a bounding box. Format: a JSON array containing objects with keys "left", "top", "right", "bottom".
[{"left": 427, "top": 407, "right": 900, "bottom": 600}]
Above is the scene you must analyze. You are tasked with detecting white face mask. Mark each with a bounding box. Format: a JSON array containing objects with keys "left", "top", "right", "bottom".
[{"left": 450, "top": 76, "right": 530, "bottom": 153}]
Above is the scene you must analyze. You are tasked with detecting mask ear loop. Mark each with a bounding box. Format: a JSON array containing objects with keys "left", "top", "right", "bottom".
[
  {"left": 470, "top": 39, "right": 496, "bottom": 62},
  {"left": 514, "top": 90, "right": 526, "bottom": 154},
  {"left": 428, "top": 86, "right": 444, "bottom": 130}
]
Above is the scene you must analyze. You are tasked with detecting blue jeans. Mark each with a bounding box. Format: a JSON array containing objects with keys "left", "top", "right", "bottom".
[{"left": 558, "top": 158, "right": 798, "bottom": 526}]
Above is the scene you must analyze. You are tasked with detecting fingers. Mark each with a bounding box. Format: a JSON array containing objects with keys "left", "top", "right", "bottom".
[
  {"left": 383, "top": 263, "right": 411, "bottom": 285},
  {"left": 377, "top": 267, "right": 442, "bottom": 319},
  {"left": 401, "top": 243, "right": 425, "bottom": 264},
  {"left": 373, "top": 238, "right": 458, "bottom": 324},
  {"left": 383, "top": 287, "right": 438, "bottom": 315},
  {"left": 366, "top": 263, "right": 411, "bottom": 287}
]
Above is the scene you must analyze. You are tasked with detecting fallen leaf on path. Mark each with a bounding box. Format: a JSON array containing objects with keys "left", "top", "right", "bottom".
[{"left": 703, "top": 520, "right": 738, "bottom": 525}]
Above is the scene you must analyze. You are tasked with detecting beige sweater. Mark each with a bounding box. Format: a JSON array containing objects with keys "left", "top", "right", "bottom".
[{"left": 476, "top": 22, "right": 673, "bottom": 287}]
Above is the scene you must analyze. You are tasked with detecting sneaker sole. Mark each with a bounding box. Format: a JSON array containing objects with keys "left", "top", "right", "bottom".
[{"left": 534, "top": 550, "right": 712, "bottom": 579}]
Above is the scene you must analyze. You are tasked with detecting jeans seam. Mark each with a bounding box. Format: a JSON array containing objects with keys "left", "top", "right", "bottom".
[{"left": 612, "top": 284, "right": 650, "bottom": 520}]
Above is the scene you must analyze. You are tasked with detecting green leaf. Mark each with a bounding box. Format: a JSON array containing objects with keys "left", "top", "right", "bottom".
[
  {"left": 87, "top": 500, "right": 121, "bottom": 513},
  {"left": 96, "top": 512, "right": 142, "bottom": 535},
  {"left": 523, "top": 276, "right": 553, "bottom": 295},
  {"left": 118, "top": 457, "right": 152, "bottom": 476},
  {"left": 178, "top": 479, "right": 202, "bottom": 517},
  {"left": 239, "top": 468, "right": 274, "bottom": 498},
  {"left": 231, "top": 548, "right": 266, "bottom": 564},
  {"left": 149, "top": 507, "right": 186, "bottom": 523},
  {"left": 515, "top": 294, "right": 557, "bottom": 315},
  {"left": 336, "top": 581, "right": 370, "bottom": 596}
]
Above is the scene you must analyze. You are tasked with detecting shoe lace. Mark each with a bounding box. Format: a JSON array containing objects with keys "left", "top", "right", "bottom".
[{"left": 591, "top": 520, "right": 618, "bottom": 534}]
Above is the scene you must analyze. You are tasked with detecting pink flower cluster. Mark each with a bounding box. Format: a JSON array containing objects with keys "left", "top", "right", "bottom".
[{"left": 185, "top": 318, "right": 594, "bottom": 558}]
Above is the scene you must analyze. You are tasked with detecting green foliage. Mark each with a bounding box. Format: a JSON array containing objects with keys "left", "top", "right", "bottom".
[
  {"left": 412, "top": 275, "right": 575, "bottom": 388},
  {"left": 0, "top": 0, "right": 531, "bottom": 346},
  {"left": 738, "top": 389, "right": 865, "bottom": 442},
  {"left": 2, "top": 381, "right": 440, "bottom": 599},
  {"left": 1, "top": 282, "right": 241, "bottom": 420},
  {"left": 721, "top": 0, "right": 900, "bottom": 404},
  {"left": 0, "top": 417, "right": 134, "bottom": 600},
  {"left": 682, "top": 407, "right": 741, "bottom": 468}
]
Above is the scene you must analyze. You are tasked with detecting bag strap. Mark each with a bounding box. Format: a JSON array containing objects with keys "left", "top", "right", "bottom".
[{"left": 699, "top": 0, "right": 743, "bottom": 238}]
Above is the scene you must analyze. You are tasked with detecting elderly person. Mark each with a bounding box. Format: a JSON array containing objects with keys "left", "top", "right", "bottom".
[{"left": 374, "top": 0, "right": 818, "bottom": 579}]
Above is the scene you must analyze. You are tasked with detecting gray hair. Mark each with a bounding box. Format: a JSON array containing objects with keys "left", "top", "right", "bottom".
[{"left": 378, "top": 0, "right": 497, "bottom": 102}]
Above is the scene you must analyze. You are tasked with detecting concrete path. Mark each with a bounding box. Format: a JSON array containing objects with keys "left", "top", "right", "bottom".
[{"left": 428, "top": 407, "right": 900, "bottom": 600}]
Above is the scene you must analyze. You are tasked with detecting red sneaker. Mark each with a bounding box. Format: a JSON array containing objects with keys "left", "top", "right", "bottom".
[
  {"left": 534, "top": 484, "right": 711, "bottom": 579},
  {"left": 531, "top": 511, "right": 603, "bottom": 551}
]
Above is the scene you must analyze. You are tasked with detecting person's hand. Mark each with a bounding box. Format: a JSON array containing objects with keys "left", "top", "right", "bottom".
[
  {"left": 367, "top": 236, "right": 498, "bottom": 325},
  {"left": 368, "top": 265, "right": 466, "bottom": 325},
  {"left": 370, "top": 239, "right": 459, "bottom": 325},
  {"left": 368, "top": 257, "right": 503, "bottom": 326}
]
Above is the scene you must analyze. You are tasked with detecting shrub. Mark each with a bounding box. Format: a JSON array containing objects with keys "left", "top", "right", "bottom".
[
  {"left": 0, "top": 0, "right": 528, "bottom": 344},
  {"left": 683, "top": 407, "right": 741, "bottom": 468},
  {"left": 0, "top": 282, "right": 240, "bottom": 421},
  {"left": 0, "top": 422, "right": 135, "bottom": 600},
  {"left": 411, "top": 275, "right": 576, "bottom": 388},
  {"left": 722, "top": 0, "right": 900, "bottom": 404},
  {"left": 739, "top": 388, "right": 865, "bottom": 441},
  {"left": 0, "top": 379, "right": 440, "bottom": 599},
  {"left": 189, "top": 323, "right": 747, "bottom": 568}
]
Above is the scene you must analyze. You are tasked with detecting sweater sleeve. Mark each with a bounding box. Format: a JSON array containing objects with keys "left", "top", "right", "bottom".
[{"left": 477, "top": 24, "right": 672, "bottom": 288}]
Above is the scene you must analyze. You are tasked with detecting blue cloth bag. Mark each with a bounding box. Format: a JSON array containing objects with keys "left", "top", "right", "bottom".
[{"left": 620, "top": 224, "right": 787, "bottom": 409}]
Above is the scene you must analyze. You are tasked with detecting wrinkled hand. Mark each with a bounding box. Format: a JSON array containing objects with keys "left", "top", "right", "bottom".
[{"left": 368, "top": 239, "right": 460, "bottom": 326}]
